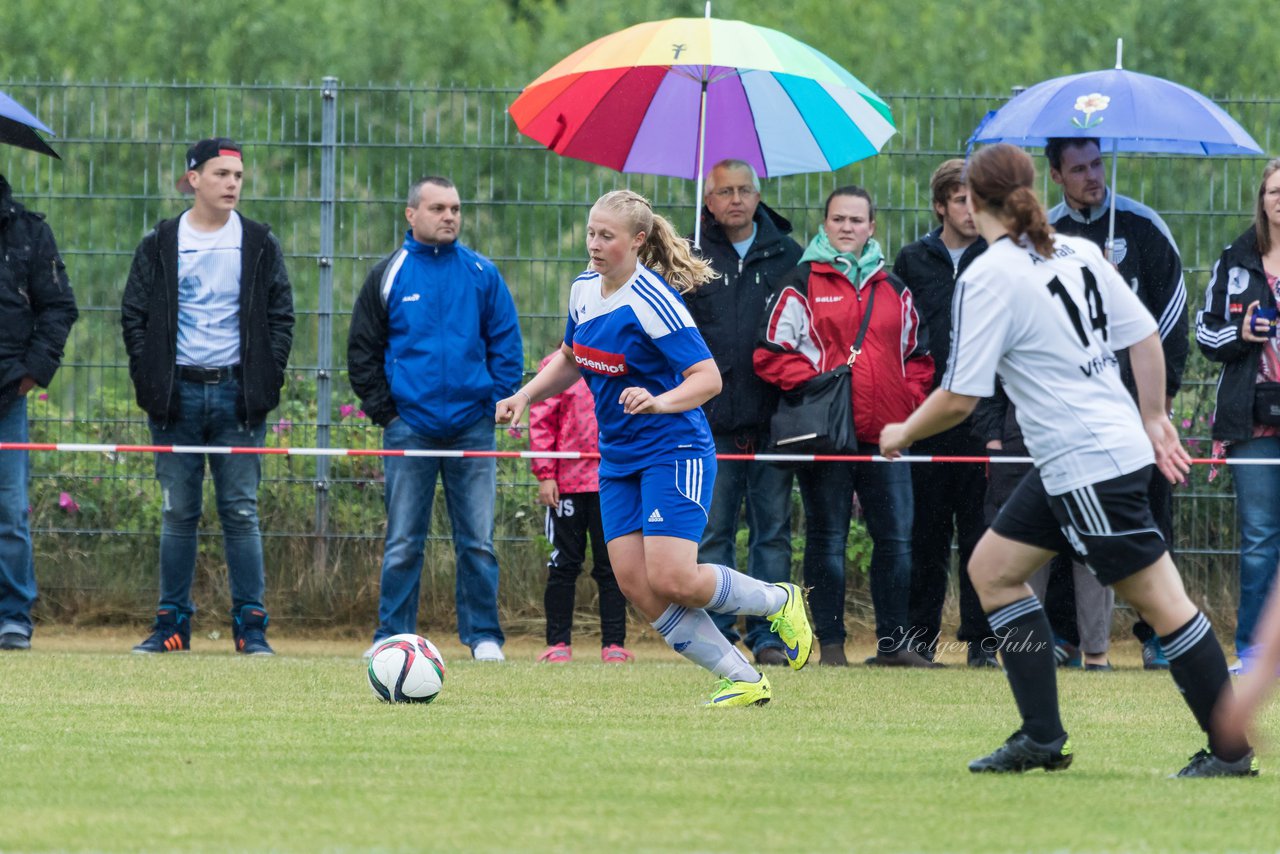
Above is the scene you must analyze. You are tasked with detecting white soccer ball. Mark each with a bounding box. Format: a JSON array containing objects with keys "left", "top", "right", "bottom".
[{"left": 366, "top": 633, "right": 446, "bottom": 703}]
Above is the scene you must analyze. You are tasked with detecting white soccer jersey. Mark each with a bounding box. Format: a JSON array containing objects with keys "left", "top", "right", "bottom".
[{"left": 943, "top": 234, "right": 1158, "bottom": 494}]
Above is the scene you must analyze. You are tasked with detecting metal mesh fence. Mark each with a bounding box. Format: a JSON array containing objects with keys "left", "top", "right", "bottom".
[{"left": 2, "top": 79, "right": 1276, "bottom": 623}]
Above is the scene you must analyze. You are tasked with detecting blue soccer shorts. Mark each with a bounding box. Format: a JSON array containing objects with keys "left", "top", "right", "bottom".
[{"left": 598, "top": 452, "right": 717, "bottom": 543}]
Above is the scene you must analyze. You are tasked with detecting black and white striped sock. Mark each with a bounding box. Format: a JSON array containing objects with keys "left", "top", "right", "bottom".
[
  {"left": 987, "top": 595, "right": 1065, "bottom": 744},
  {"left": 1160, "top": 612, "right": 1246, "bottom": 760}
]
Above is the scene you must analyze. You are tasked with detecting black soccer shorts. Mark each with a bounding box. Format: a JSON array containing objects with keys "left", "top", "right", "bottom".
[{"left": 991, "top": 465, "right": 1168, "bottom": 586}]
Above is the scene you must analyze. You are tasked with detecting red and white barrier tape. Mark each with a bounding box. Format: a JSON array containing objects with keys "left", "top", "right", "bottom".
[{"left": 0, "top": 441, "right": 1265, "bottom": 465}]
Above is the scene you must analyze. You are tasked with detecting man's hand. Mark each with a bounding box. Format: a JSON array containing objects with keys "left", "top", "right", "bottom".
[
  {"left": 17, "top": 377, "right": 37, "bottom": 397},
  {"left": 495, "top": 390, "right": 530, "bottom": 426},
  {"left": 537, "top": 479, "right": 560, "bottom": 508},
  {"left": 879, "top": 422, "right": 911, "bottom": 460},
  {"left": 1146, "top": 415, "right": 1191, "bottom": 484}
]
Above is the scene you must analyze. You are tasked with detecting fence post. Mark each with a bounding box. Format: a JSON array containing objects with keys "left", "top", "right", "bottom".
[{"left": 313, "top": 75, "right": 339, "bottom": 578}]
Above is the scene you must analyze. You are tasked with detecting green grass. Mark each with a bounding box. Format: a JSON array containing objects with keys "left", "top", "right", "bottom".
[{"left": 1, "top": 638, "right": 1277, "bottom": 853}]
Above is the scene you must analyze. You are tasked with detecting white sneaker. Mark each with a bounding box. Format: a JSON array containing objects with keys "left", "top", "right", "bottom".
[
  {"left": 472, "top": 640, "right": 505, "bottom": 662},
  {"left": 362, "top": 642, "right": 379, "bottom": 660},
  {"left": 1228, "top": 657, "right": 1244, "bottom": 676}
]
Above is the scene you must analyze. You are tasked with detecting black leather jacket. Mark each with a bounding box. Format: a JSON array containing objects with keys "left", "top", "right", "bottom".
[
  {"left": 120, "top": 212, "right": 294, "bottom": 424},
  {"left": 0, "top": 175, "right": 78, "bottom": 416}
]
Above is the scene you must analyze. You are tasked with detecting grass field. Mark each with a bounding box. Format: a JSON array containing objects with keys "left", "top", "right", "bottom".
[{"left": 1, "top": 631, "right": 1277, "bottom": 853}]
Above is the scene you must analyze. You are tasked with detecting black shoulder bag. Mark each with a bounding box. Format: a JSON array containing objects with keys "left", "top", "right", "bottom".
[{"left": 768, "top": 283, "right": 876, "bottom": 454}]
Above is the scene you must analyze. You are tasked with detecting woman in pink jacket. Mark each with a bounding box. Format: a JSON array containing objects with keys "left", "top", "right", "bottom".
[{"left": 527, "top": 350, "right": 633, "bottom": 663}]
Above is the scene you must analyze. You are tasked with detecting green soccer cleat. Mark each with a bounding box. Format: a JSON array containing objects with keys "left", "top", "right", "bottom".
[
  {"left": 766, "top": 583, "right": 813, "bottom": 670},
  {"left": 704, "top": 673, "right": 772, "bottom": 708}
]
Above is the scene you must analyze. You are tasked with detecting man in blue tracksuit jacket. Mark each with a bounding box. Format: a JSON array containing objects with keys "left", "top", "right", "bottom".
[{"left": 348, "top": 176, "right": 523, "bottom": 660}]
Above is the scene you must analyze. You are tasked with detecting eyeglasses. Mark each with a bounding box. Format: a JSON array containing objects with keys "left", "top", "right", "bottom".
[{"left": 709, "top": 185, "right": 759, "bottom": 200}]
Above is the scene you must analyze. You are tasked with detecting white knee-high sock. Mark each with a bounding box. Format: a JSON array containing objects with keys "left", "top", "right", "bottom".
[
  {"left": 652, "top": 604, "right": 758, "bottom": 682},
  {"left": 703, "top": 564, "right": 787, "bottom": 616}
]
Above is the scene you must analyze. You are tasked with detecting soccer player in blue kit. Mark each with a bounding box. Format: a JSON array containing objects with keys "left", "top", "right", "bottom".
[
  {"left": 496, "top": 190, "right": 813, "bottom": 706},
  {"left": 880, "top": 145, "right": 1256, "bottom": 777}
]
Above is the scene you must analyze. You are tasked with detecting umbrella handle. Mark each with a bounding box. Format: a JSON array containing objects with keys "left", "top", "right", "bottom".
[
  {"left": 693, "top": 79, "right": 709, "bottom": 250},
  {"left": 548, "top": 114, "right": 568, "bottom": 151},
  {"left": 1105, "top": 137, "right": 1119, "bottom": 264}
]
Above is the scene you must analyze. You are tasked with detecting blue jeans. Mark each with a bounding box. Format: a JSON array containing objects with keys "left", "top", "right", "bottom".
[
  {"left": 1229, "top": 436, "right": 1280, "bottom": 654},
  {"left": 796, "top": 444, "right": 913, "bottom": 647},
  {"left": 701, "top": 432, "right": 794, "bottom": 653},
  {"left": 376, "top": 416, "right": 504, "bottom": 649},
  {"left": 0, "top": 398, "right": 35, "bottom": 639},
  {"left": 149, "top": 376, "right": 268, "bottom": 619}
]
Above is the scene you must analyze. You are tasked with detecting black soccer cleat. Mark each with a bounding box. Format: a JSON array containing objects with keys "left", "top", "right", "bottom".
[
  {"left": 969, "top": 731, "right": 1073, "bottom": 774},
  {"left": 1172, "top": 748, "right": 1259, "bottom": 778}
]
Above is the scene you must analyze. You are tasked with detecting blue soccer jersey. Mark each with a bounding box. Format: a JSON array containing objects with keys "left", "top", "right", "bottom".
[{"left": 564, "top": 263, "right": 714, "bottom": 476}]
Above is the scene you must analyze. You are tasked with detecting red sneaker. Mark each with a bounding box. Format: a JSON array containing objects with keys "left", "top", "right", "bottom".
[
  {"left": 601, "top": 644, "right": 634, "bottom": 663},
  {"left": 538, "top": 643, "right": 572, "bottom": 663}
]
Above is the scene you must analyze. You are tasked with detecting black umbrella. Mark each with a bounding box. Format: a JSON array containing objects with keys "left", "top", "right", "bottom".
[{"left": 0, "top": 89, "right": 59, "bottom": 159}]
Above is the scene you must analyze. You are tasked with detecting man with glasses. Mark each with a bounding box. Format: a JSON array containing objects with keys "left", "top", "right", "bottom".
[{"left": 683, "top": 159, "right": 803, "bottom": 665}]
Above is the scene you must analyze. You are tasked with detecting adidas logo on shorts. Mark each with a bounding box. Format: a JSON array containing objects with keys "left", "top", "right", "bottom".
[{"left": 647, "top": 509, "right": 664, "bottom": 523}]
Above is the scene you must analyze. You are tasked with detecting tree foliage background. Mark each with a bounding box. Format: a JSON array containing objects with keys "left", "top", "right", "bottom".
[{"left": 3, "top": 0, "right": 1274, "bottom": 97}]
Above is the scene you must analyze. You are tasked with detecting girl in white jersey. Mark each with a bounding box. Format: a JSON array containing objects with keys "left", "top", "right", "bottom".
[
  {"left": 880, "top": 144, "right": 1255, "bottom": 777},
  {"left": 496, "top": 190, "right": 812, "bottom": 706}
]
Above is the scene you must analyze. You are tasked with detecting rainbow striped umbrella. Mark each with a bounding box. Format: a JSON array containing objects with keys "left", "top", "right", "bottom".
[{"left": 509, "top": 14, "right": 895, "bottom": 244}]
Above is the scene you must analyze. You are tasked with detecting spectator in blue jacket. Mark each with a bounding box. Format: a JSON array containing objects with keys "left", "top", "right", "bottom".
[{"left": 348, "top": 176, "right": 523, "bottom": 661}]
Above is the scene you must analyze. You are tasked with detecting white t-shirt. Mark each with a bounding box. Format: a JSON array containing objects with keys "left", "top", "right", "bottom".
[
  {"left": 943, "top": 233, "right": 1158, "bottom": 494},
  {"left": 176, "top": 211, "right": 243, "bottom": 367}
]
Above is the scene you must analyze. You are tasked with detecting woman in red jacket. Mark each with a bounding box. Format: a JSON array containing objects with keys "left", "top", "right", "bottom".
[{"left": 755, "top": 185, "right": 935, "bottom": 667}]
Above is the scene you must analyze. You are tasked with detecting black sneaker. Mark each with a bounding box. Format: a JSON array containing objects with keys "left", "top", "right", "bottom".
[
  {"left": 819, "top": 642, "right": 848, "bottom": 667},
  {"left": 233, "top": 605, "right": 275, "bottom": 656},
  {"left": 0, "top": 632, "right": 31, "bottom": 651},
  {"left": 1172, "top": 748, "right": 1259, "bottom": 778},
  {"left": 864, "top": 648, "right": 944, "bottom": 668},
  {"left": 967, "top": 645, "right": 1001, "bottom": 669},
  {"left": 969, "top": 731, "right": 1073, "bottom": 773},
  {"left": 754, "top": 646, "right": 789, "bottom": 666},
  {"left": 132, "top": 609, "right": 190, "bottom": 654}
]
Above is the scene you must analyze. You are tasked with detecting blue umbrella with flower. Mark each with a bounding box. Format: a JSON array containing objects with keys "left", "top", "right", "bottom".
[{"left": 968, "top": 40, "right": 1262, "bottom": 259}]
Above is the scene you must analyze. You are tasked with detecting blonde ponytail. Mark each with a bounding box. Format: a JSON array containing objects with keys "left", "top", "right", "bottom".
[{"left": 593, "top": 190, "right": 715, "bottom": 294}]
